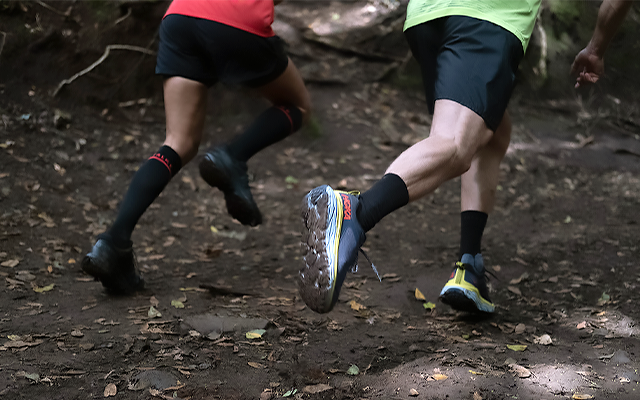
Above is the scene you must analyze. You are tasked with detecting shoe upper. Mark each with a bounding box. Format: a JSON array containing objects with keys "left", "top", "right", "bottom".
[
  {"left": 458, "top": 253, "right": 492, "bottom": 303},
  {"left": 200, "top": 147, "right": 261, "bottom": 226},
  {"left": 440, "top": 252, "right": 494, "bottom": 312},
  {"left": 82, "top": 235, "right": 144, "bottom": 295}
]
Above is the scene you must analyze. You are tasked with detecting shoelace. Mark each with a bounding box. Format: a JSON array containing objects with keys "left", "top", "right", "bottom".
[
  {"left": 455, "top": 261, "right": 499, "bottom": 282},
  {"left": 351, "top": 248, "right": 382, "bottom": 282}
]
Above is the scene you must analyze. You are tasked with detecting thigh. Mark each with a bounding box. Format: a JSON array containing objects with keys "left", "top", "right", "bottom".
[
  {"left": 256, "top": 58, "right": 311, "bottom": 115},
  {"left": 163, "top": 77, "right": 208, "bottom": 163},
  {"left": 434, "top": 16, "right": 524, "bottom": 131}
]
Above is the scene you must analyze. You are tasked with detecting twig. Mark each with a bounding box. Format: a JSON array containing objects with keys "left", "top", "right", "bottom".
[
  {"left": 52, "top": 44, "right": 156, "bottom": 97},
  {"left": 114, "top": 7, "right": 132, "bottom": 26},
  {"left": 35, "top": 0, "right": 71, "bottom": 17},
  {"left": 0, "top": 31, "right": 6, "bottom": 59}
]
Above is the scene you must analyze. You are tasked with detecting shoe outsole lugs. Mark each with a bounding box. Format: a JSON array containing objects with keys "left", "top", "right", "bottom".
[{"left": 298, "top": 185, "right": 339, "bottom": 314}]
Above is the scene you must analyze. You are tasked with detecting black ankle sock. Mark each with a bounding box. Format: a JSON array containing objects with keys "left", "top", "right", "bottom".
[
  {"left": 226, "top": 104, "right": 303, "bottom": 162},
  {"left": 107, "top": 145, "right": 182, "bottom": 246},
  {"left": 460, "top": 210, "right": 488, "bottom": 256},
  {"left": 356, "top": 173, "right": 409, "bottom": 232}
]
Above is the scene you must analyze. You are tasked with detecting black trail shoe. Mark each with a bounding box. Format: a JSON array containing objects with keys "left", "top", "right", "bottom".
[
  {"left": 81, "top": 235, "right": 144, "bottom": 295},
  {"left": 199, "top": 146, "right": 262, "bottom": 227}
]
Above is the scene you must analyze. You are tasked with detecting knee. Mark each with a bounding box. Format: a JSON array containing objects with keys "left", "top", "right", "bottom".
[
  {"left": 163, "top": 136, "right": 201, "bottom": 165},
  {"left": 451, "top": 148, "right": 475, "bottom": 176}
]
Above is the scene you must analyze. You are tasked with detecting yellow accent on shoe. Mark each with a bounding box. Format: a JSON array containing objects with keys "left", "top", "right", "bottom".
[
  {"left": 326, "top": 191, "right": 344, "bottom": 305},
  {"left": 443, "top": 268, "right": 494, "bottom": 307}
]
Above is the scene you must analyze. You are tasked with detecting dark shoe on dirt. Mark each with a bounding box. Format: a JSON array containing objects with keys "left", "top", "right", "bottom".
[
  {"left": 439, "top": 253, "right": 495, "bottom": 313},
  {"left": 298, "top": 185, "right": 379, "bottom": 313},
  {"left": 81, "top": 234, "right": 144, "bottom": 295},
  {"left": 199, "top": 146, "right": 262, "bottom": 227}
]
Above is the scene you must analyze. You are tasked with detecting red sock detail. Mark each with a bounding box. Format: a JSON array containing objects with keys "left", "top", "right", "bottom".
[
  {"left": 149, "top": 154, "right": 173, "bottom": 175},
  {"left": 277, "top": 106, "right": 294, "bottom": 135}
]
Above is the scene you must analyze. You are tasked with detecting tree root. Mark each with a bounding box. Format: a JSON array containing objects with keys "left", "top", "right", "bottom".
[{"left": 51, "top": 44, "right": 155, "bottom": 97}]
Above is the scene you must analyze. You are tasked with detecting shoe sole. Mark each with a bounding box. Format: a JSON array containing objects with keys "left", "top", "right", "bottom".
[
  {"left": 199, "top": 155, "right": 261, "bottom": 227},
  {"left": 440, "top": 286, "right": 495, "bottom": 313},
  {"left": 298, "top": 185, "right": 341, "bottom": 313}
]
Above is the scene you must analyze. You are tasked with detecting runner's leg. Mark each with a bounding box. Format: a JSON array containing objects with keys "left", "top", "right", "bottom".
[{"left": 106, "top": 77, "right": 207, "bottom": 244}]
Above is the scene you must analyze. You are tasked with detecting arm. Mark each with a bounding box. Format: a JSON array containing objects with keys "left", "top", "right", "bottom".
[{"left": 570, "top": 0, "right": 632, "bottom": 88}]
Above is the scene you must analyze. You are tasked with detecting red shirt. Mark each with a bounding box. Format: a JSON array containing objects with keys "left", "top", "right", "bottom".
[{"left": 164, "top": 0, "right": 275, "bottom": 37}]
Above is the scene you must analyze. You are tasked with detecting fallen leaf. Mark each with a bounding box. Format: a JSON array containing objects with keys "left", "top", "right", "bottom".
[
  {"left": 414, "top": 288, "right": 426, "bottom": 301},
  {"left": 71, "top": 330, "right": 84, "bottom": 338},
  {"left": 507, "top": 286, "right": 522, "bottom": 296},
  {"left": 2, "top": 339, "right": 43, "bottom": 348},
  {"left": 576, "top": 321, "right": 587, "bottom": 330},
  {"left": 1, "top": 259, "right": 19, "bottom": 268},
  {"left": 572, "top": 394, "right": 594, "bottom": 399},
  {"left": 469, "top": 370, "right": 484, "bottom": 375},
  {"left": 507, "top": 344, "right": 527, "bottom": 352},
  {"left": 248, "top": 362, "right": 265, "bottom": 369},
  {"left": 597, "top": 292, "right": 610, "bottom": 306},
  {"left": 423, "top": 302, "right": 436, "bottom": 310},
  {"left": 246, "top": 329, "right": 266, "bottom": 339},
  {"left": 409, "top": 388, "right": 419, "bottom": 397},
  {"left": 349, "top": 300, "right": 365, "bottom": 311},
  {"left": 509, "top": 363, "right": 531, "bottom": 378},
  {"left": 509, "top": 272, "right": 529, "bottom": 285},
  {"left": 473, "top": 392, "right": 483, "bottom": 400},
  {"left": 534, "top": 334, "right": 553, "bottom": 345},
  {"left": 171, "top": 300, "right": 184, "bottom": 309},
  {"left": 432, "top": 374, "right": 448, "bottom": 381},
  {"left": 302, "top": 384, "right": 332, "bottom": 394},
  {"left": 104, "top": 383, "right": 117, "bottom": 397},
  {"left": 33, "top": 283, "right": 55, "bottom": 293},
  {"left": 346, "top": 365, "right": 359, "bottom": 375},
  {"left": 148, "top": 306, "right": 162, "bottom": 318},
  {"left": 282, "top": 389, "right": 297, "bottom": 397}
]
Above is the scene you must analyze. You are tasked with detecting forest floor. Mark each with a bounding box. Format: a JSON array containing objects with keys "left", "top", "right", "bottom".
[{"left": 1, "top": 2, "right": 640, "bottom": 400}]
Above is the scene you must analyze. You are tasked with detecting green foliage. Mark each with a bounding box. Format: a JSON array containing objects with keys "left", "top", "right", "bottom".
[
  {"left": 303, "top": 114, "right": 323, "bottom": 139},
  {"left": 547, "top": 0, "right": 581, "bottom": 26}
]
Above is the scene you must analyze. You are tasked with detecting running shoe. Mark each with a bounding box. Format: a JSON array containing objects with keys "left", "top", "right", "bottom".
[
  {"left": 81, "top": 234, "right": 144, "bottom": 295},
  {"left": 298, "top": 185, "right": 379, "bottom": 313},
  {"left": 199, "top": 146, "right": 262, "bottom": 227},
  {"left": 439, "top": 253, "right": 495, "bottom": 313}
]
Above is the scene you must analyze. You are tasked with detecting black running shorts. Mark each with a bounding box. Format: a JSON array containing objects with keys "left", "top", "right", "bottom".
[
  {"left": 404, "top": 16, "right": 524, "bottom": 131},
  {"left": 156, "top": 14, "right": 289, "bottom": 88}
]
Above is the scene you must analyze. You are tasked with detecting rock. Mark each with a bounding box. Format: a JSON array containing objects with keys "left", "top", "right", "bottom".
[
  {"left": 127, "top": 370, "right": 178, "bottom": 391},
  {"left": 611, "top": 350, "right": 631, "bottom": 364}
]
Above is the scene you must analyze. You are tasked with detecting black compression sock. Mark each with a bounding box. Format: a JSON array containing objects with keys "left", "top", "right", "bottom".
[
  {"left": 356, "top": 173, "right": 409, "bottom": 232},
  {"left": 226, "top": 104, "right": 303, "bottom": 162},
  {"left": 460, "top": 210, "right": 488, "bottom": 256},
  {"left": 107, "top": 145, "right": 182, "bottom": 247}
]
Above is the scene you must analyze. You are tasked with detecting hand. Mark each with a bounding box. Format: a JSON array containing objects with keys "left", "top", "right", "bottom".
[{"left": 570, "top": 47, "right": 604, "bottom": 88}]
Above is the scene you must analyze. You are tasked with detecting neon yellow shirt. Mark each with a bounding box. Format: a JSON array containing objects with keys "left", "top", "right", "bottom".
[{"left": 404, "top": 0, "right": 541, "bottom": 51}]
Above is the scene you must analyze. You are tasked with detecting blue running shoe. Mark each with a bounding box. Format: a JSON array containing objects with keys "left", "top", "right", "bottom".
[
  {"left": 298, "top": 185, "right": 379, "bottom": 313},
  {"left": 439, "top": 253, "right": 495, "bottom": 313},
  {"left": 81, "top": 234, "right": 144, "bottom": 295}
]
